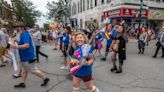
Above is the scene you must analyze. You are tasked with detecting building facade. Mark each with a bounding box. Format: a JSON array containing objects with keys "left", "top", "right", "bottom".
[{"left": 71, "top": 0, "right": 164, "bottom": 30}]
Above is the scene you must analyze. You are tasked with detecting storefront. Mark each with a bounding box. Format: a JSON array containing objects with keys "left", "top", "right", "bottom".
[
  {"left": 104, "top": 7, "right": 148, "bottom": 29},
  {"left": 148, "top": 9, "right": 164, "bottom": 29}
]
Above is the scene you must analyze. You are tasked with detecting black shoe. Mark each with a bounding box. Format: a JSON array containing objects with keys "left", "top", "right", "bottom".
[
  {"left": 53, "top": 48, "right": 57, "bottom": 50},
  {"left": 138, "top": 51, "right": 141, "bottom": 54},
  {"left": 14, "top": 83, "right": 26, "bottom": 88},
  {"left": 41, "top": 78, "right": 50, "bottom": 87},
  {"left": 116, "top": 69, "right": 122, "bottom": 73},
  {"left": 161, "top": 56, "right": 164, "bottom": 58},
  {"left": 111, "top": 67, "right": 117, "bottom": 72},
  {"left": 101, "top": 58, "right": 106, "bottom": 61},
  {"left": 0, "top": 64, "right": 6, "bottom": 67},
  {"left": 152, "top": 56, "right": 156, "bottom": 58},
  {"left": 141, "top": 51, "right": 144, "bottom": 54}
]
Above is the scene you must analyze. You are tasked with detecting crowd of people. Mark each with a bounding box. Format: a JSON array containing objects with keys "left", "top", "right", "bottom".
[{"left": 0, "top": 19, "right": 164, "bottom": 92}]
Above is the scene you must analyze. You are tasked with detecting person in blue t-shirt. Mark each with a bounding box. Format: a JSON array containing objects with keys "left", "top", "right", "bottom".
[
  {"left": 101, "top": 24, "right": 118, "bottom": 61},
  {"left": 11, "top": 21, "right": 49, "bottom": 88},
  {"left": 60, "top": 26, "right": 72, "bottom": 69},
  {"left": 94, "top": 29, "right": 103, "bottom": 56},
  {"left": 71, "top": 32, "right": 100, "bottom": 92}
]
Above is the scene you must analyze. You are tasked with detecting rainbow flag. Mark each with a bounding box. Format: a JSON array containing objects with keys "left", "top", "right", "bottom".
[
  {"left": 70, "top": 57, "right": 81, "bottom": 75},
  {"left": 120, "top": 19, "right": 125, "bottom": 25},
  {"left": 105, "top": 30, "right": 111, "bottom": 40}
]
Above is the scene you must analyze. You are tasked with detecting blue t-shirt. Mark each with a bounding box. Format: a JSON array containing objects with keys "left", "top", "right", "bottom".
[
  {"left": 63, "top": 34, "right": 70, "bottom": 47},
  {"left": 18, "top": 32, "right": 36, "bottom": 62},
  {"left": 73, "top": 46, "right": 93, "bottom": 77},
  {"left": 106, "top": 29, "right": 118, "bottom": 46},
  {"left": 95, "top": 33, "right": 102, "bottom": 42}
]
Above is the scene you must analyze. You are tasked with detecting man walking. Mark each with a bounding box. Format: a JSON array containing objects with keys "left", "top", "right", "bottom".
[
  {"left": 152, "top": 27, "right": 164, "bottom": 58},
  {"left": 11, "top": 22, "right": 50, "bottom": 88}
]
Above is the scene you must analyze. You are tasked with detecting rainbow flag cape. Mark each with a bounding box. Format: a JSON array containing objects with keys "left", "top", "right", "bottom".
[{"left": 70, "top": 57, "right": 81, "bottom": 75}]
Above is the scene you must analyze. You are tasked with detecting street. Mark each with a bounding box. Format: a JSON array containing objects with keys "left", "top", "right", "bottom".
[{"left": 0, "top": 39, "right": 164, "bottom": 92}]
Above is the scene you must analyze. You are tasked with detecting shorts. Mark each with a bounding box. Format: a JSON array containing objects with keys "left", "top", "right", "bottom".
[
  {"left": 63, "top": 46, "right": 68, "bottom": 57},
  {"left": 74, "top": 75, "right": 92, "bottom": 82},
  {"left": 20, "top": 62, "right": 38, "bottom": 73},
  {"left": 94, "top": 43, "right": 98, "bottom": 49},
  {"left": 0, "top": 46, "right": 6, "bottom": 57}
]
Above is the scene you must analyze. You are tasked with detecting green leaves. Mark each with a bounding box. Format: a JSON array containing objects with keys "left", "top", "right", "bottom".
[
  {"left": 12, "top": 0, "right": 41, "bottom": 27},
  {"left": 47, "top": 0, "right": 70, "bottom": 21}
]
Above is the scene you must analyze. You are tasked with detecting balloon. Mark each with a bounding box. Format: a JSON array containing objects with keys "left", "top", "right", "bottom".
[
  {"left": 54, "top": 23, "right": 58, "bottom": 29},
  {"left": 49, "top": 24, "right": 53, "bottom": 28}
]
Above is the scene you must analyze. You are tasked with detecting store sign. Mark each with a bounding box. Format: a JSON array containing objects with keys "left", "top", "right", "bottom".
[
  {"left": 153, "top": 11, "right": 161, "bottom": 18},
  {"left": 105, "top": 8, "right": 148, "bottom": 18}
]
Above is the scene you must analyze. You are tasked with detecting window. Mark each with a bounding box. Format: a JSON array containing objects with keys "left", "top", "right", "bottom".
[
  {"left": 87, "top": 0, "right": 89, "bottom": 10},
  {"left": 102, "top": 0, "right": 104, "bottom": 4},
  {"left": 83, "top": 0, "right": 85, "bottom": 11},
  {"left": 80, "top": 0, "right": 82, "bottom": 12},
  {"left": 95, "top": 0, "right": 97, "bottom": 6},
  {"left": 91, "top": 0, "right": 93, "bottom": 9},
  {"left": 78, "top": 2, "right": 80, "bottom": 13}
]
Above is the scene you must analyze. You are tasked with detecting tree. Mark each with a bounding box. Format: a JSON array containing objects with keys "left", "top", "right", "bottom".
[
  {"left": 12, "top": 0, "right": 41, "bottom": 27},
  {"left": 43, "top": 23, "right": 49, "bottom": 31},
  {"left": 46, "top": 0, "right": 70, "bottom": 22}
]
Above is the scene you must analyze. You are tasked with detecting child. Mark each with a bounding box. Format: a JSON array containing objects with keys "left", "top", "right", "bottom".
[
  {"left": 71, "top": 32, "right": 100, "bottom": 92},
  {"left": 94, "top": 29, "right": 103, "bottom": 56}
]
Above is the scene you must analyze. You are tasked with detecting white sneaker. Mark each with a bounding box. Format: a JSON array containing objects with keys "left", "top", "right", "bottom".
[
  {"left": 60, "top": 66, "right": 65, "bottom": 69},
  {"left": 95, "top": 88, "right": 100, "bottom": 92},
  {"left": 60, "top": 66, "right": 68, "bottom": 70}
]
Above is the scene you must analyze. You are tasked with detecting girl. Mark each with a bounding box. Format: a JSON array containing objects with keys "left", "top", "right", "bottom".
[
  {"left": 71, "top": 32, "right": 100, "bottom": 92},
  {"left": 138, "top": 27, "right": 147, "bottom": 54},
  {"left": 94, "top": 29, "right": 103, "bottom": 56},
  {"left": 60, "top": 26, "right": 72, "bottom": 69}
]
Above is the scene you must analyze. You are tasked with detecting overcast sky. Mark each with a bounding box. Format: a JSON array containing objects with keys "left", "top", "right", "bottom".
[{"left": 5, "top": 0, "right": 58, "bottom": 27}]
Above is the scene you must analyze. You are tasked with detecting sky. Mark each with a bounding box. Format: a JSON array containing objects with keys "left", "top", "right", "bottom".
[{"left": 5, "top": 0, "right": 58, "bottom": 28}]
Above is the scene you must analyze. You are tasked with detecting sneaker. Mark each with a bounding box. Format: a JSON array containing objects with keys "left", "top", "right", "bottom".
[
  {"left": 12, "top": 74, "right": 21, "bottom": 79},
  {"left": 53, "top": 48, "right": 57, "bottom": 50},
  {"left": 110, "top": 67, "right": 117, "bottom": 72},
  {"left": 41, "top": 78, "right": 50, "bottom": 87},
  {"left": 14, "top": 83, "right": 26, "bottom": 88},
  {"left": 152, "top": 56, "right": 156, "bottom": 58},
  {"left": 60, "top": 66, "right": 68, "bottom": 70},
  {"left": 116, "top": 69, "right": 122, "bottom": 74},
  {"left": 95, "top": 88, "right": 100, "bottom": 92},
  {"left": 101, "top": 58, "right": 106, "bottom": 61}
]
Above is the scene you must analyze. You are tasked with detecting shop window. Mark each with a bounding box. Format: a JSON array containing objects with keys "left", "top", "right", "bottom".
[
  {"left": 87, "top": 0, "right": 89, "bottom": 10},
  {"left": 83, "top": 0, "right": 85, "bottom": 11},
  {"left": 95, "top": 0, "right": 97, "bottom": 6},
  {"left": 102, "top": 0, "right": 104, "bottom": 4}
]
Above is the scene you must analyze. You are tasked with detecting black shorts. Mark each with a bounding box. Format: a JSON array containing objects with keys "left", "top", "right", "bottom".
[{"left": 75, "top": 75, "right": 92, "bottom": 82}]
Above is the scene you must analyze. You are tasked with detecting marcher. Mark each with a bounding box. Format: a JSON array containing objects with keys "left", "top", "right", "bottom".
[
  {"left": 138, "top": 27, "right": 147, "bottom": 54},
  {"left": 71, "top": 32, "right": 100, "bottom": 92},
  {"left": 152, "top": 27, "right": 164, "bottom": 58},
  {"left": 0, "top": 28, "right": 8, "bottom": 67},
  {"left": 33, "top": 24, "right": 48, "bottom": 62},
  {"left": 11, "top": 22, "right": 50, "bottom": 88},
  {"left": 60, "top": 26, "right": 72, "bottom": 69}
]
